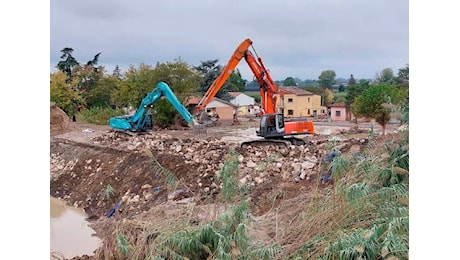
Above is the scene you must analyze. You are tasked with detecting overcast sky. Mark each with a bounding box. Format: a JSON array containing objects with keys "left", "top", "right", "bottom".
[{"left": 50, "top": 0, "right": 408, "bottom": 81}]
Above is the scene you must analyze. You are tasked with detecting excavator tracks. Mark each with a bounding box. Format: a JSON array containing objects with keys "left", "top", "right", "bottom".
[{"left": 240, "top": 137, "right": 306, "bottom": 148}]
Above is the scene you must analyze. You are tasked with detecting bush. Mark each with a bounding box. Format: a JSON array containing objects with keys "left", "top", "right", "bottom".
[{"left": 78, "top": 107, "right": 124, "bottom": 125}]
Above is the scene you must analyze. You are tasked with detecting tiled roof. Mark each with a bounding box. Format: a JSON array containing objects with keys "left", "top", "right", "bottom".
[
  {"left": 279, "top": 86, "right": 314, "bottom": 96},
  {"left": 185, "top": 96, "right": 201, "bottom": 105},
  {"left": 228, "top": 92, "right": 243, "bottom": 98},
  {"left": 212, "top": 97, "right": 238, "bottom": 108},
  {"left": 329, "top": 102, "right": 346, "bottom": 107}
]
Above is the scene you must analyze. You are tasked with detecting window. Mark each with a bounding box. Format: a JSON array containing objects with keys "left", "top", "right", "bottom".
[
  {"left": 288, "top": 98, "right": 293, "bottom": 103},
  {"left": 308, "top": 109, "right": 311, "bottom": 115},
  {"left": 308, "top": 97, "right": 310, "bottom": 103},
  {"left": 288, "top": 110, "right": 294, "bottom": 115},
  {"left": 336, "top": 110, "right": 341, "bottom": 117}
]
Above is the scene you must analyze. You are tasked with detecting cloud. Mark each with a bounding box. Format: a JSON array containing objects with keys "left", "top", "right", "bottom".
[{"left": 50, "top": 0, "right": 408, "bottom": 80}]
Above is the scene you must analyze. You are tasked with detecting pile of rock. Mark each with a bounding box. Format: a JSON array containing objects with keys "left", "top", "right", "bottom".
[{"left": 92, "top": 132, "right": 343, "bottom": 186}]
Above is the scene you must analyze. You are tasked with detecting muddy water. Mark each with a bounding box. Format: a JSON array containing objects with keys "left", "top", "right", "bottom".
[{"left": 50, "top": 197, "right": 101, "bottom": 258}]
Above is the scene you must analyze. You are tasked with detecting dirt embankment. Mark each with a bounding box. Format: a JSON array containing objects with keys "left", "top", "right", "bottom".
[{"left": 50, "top": 105, "right": 71, "bottom": 135}]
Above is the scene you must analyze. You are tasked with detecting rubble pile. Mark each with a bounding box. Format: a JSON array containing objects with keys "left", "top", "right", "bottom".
[{"left": 92, "top": 131, "right": 368, "bottom": 187}]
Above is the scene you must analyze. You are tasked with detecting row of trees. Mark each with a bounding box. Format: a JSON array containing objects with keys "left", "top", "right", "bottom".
[
  {"left": 50, "top": 48, "right": 247, "bottom": 124},
  {"left": 50, "top": 48, "right": 409, "bottom": 132}
]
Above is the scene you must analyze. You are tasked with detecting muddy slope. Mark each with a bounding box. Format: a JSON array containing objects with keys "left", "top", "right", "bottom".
[{"left": 50, "top": 138, "right": 202, "bottom": 221}]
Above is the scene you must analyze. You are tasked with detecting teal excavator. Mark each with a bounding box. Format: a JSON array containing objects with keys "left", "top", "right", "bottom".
[{"left": 109, "top": 81, "right": 202, "bottom": 132}]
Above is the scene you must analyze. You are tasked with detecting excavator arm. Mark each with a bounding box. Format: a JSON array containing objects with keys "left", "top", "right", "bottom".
[
  {"left": 195, "top": 39, "right": 253, "bottom": 115},
  {"left": 195, "top": 38, "right": 279, "bottom": 117},
  {"left": 110, "top": 82, "right": 199, "bottom": 131}
]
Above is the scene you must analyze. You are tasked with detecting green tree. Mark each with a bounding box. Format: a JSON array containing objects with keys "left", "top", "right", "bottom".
[
  {"left": 86, "top": 75, "right": 121, "bottom": 108},
  {"left": 324, "top": 88, "right": 334, "bottom": 106},
  {"left": 353, "top": 83, "right": 405, "bottom": 135},
  {"left": 283, "top": 77, "right": 297, "bottom": 86},
  {"left": 194, "top": 59, "right": 239, "bottom": 101},
  {"left": 318, "top": 70, "right": 337, "bottom": 88},
  {"left": 117, "top": 63, "right": 157, "bottom": 108},
  {"left": 72, "top": 64, "right": 105, "bottom": 108},
  {"left": 396, "top": 64, "right": 409, "bottom": 88},
  {"left": 112, "top": 65, "right": 123, "bottom": 80},
  {"left": 152, "top": 58, "right": 201, "bottom": 102},
  {"left": 56, "top": 47, "right": 79, "bottom": 83},
  {"left": 376, "top": 68, "right": 395, "bottom": 84},
  {"left": 50, "top": 71, "right": 84, "bottom": 117},
  {"left": 194, "top": 59, "right": 222, "bottom": 94},
  {"left": 86, "top": 52, "right": 101, "bottom": 68},
  {"left": 224, "top": 69, "right": 247, "bottom": 92},
  {"left": 151, "top": 58, "right": 201, "bottom": 126},
  {"left": 345, "top": 80, "right": 370, "bottom": 109},
  {"left": 348, "top": 74, "right": 356, "bottom": 86}
]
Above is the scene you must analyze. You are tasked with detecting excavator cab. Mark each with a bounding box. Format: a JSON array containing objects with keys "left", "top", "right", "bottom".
[{"left": 257, "top": 113, "right": 285, "bottom": 138}]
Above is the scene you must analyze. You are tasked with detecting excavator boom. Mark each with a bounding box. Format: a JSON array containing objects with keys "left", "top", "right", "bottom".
[
  {"left": 195, "top": 38, "right": 314, "bottom": 146},
  {"left": 195, "top": 39, "right": 253, "bottom": 115},
  {"left": 110, "top": 82, "right": 200, "bottom": 132}
]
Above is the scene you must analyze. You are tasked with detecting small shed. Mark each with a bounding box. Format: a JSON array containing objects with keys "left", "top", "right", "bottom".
[{"left": 329, "top": 102, "right": 347, "bottom": 121}]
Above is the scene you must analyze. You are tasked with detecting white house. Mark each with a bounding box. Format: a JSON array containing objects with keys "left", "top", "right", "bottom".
[{"left": 229, "top": 92, "right": 256, "bottom": 117}]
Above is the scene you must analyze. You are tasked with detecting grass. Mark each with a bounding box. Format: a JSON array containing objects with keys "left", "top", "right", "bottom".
[
  {"left": 287, "top": 130, "right": 409, "bottom": 259},
  {"left": 103, "top": 184, "right": 116, "bottom": 201}
]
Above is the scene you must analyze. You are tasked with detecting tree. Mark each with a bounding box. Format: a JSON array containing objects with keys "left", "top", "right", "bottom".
[
  {"left": 112, "top": 65, "right": 123, "bottom": 80},
  {"left": 50, "top": 71, "right": 84, "bottom": 117},
  {"left": 323, "top": 88, "right": 334, "bottom": 106},
  {"left": 353, "top": 83, "right": 405, "bottom": 135},
  {"left": 72, "top": 64, "right": 105, "bottom": 108},
  {"left": 194, "top": 59, "right": 242, "bottom": 102},
  {"left": 317, "top": 70, "right": 336, "bottom": 106},
  {"left": 318, "top": 70, "right": 336, "bottom": 88},
  {"left": 85, "top": 75, "right": 121, "bottom": 108},
  {"left": 376, "top": 68, "right": 395, "bottom": 84},
  {"left": 86, "top": 52, "right": 101, "bottom": 68},
  {"left": 152, "top": 58, "right": 201, "bottom": 101},
  {"left": 283, "top": 77, "right": 297, "bottom": 86},
  {"left": 345, "top": 80, "right": 370, "bottom": 122},
  {"left": 56, "top": 47, "right": 79, "bottom": 83},
  {"left": 194, "top": 59, "right": 222, "bottom": 94},
  {"left": 348, "top": 74, "right": 356, "bottom": 86},
  {"left": 117, "top": 63, "right": 157, "bottom": 108},
  {"left": 396, "top": 64, "right": 409, "bottom": 88},
  {"left": 224, "top": 69, "right": 247, "bottom": 92}
]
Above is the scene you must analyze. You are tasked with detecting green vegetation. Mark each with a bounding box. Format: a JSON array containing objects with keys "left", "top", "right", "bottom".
[
  {"left": 103, "top": 184, "right": 116, "bottom": 201},
  {"left": 353, "top": 83, "right": 406, "bottom": 135},
  {"left": 78, "top": 107, "right": 124, "bottom": 125},
  {"left": 290, "top": 128, "right": 409, "bottom": 259}
]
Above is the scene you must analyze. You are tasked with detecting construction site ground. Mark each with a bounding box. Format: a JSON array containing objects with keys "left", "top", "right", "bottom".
[{"left": 50, "top": 110, "right": 403, "bottom": 259}]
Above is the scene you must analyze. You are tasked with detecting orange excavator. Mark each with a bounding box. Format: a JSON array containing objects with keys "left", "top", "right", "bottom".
[{"left": 195, "top": 38, "right": 315, "bottom": 146}]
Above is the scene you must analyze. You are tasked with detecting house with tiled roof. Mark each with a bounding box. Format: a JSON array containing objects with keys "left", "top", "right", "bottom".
[
  {"left": 329, "top": 102, "right": 347, "bottom": 121},
  {"left": 228, "top": 92, "right": 258, "bottom": 117},
  {"left": 186, "top": 96, "right": 238, "bottom": 120},
  {"left": 277, "top": 86, "right": 326, "bottom": 118},
  {"left": 206, "top": 97, "right": 238, "bottom": 120}
]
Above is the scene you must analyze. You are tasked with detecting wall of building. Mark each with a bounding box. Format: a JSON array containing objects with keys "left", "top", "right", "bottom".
[
  {"left": 278, "top": 94, "right": 324, "bottom": 117},
  {"left": 331, "top": 107, "right": 347, "bottom": 121},
  {"left": 231, "top": 94, "right": 255, "bottom": 106},
  {"left": 215, "top": 106, "right": 234, "bottom": 120}
]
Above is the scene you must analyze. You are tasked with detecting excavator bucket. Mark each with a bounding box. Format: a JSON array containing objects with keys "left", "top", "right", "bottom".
[{"left": 193, "top": 124, "right": 207, "bottom": 135}]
